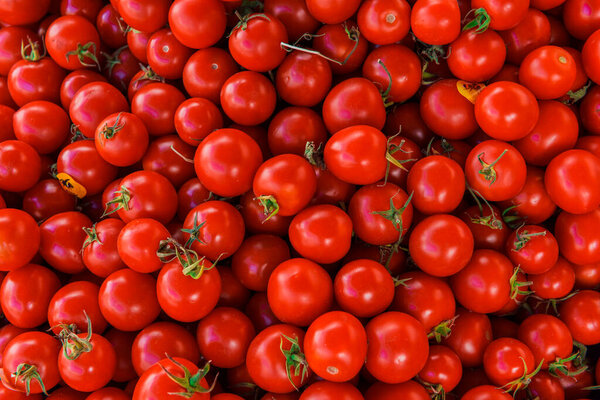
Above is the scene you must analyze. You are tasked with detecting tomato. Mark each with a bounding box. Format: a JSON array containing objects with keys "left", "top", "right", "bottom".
[
  {"left": 530, "top": 257, "right": 576, "bottom": 299},
  {"left": 133, "top": 357, "right": 211, "bottom": 400},
  {"left": 117, "top": 218, "right": 169, "bottom": 273},
  {"left": 94, "top": 112, "right": 148, "bottom": 167},
  {"left": 312, "top": 22, "right": 368, "bottom": 75},
  {"left": 563, "top": 0, "right": 600, "bottom": 40},
  {"left": 583, "top": 29, "right": 600, "bottom": 86},
  {"left": 168, "top": 0, "right": 225, "bottom": 49},
  {"left": 0, "top": 104, "right": 15, "bottom": 141},
  {"left": 499, "top": 9, "right": 551, "bottom": 65},
  {"left": 103, "top": 46, "right": 140, "bottom": 92},
  {"left": 483, "top": 338, "right": 536, "bottom": 388},
  {"left": 519, "top": 45, "right": 576, "bottom": 100},
  {"left": 146, "top": 28, "right": 192, "bottom": 80},
  {"left": 417, "top": 345, "right": 462, "bottom": 393},
  {"left": 25, "top": 179, "right": 76, "bottom": 223},
  {"left": 2, "top": 332, "right": 60, "bottom": 395},
  {"left": 98, "top": 268, "right": 161, "bottom": 331},
  {"left": 420, "top": 79, "right": 478, "bottom": 140},
  {"left": 365, "top": 311, "right": 429, "bottom": 384},
  {"left": 264, "top": 0, "right": 320, "bottom": 42},
  {"left": 451, "top": 250, "right": 514, "bottom": 314},
  {"left": 220, "top": 71, "right": 276, "bottom": 126},
  {"left": 85, "top": 387, "right": 129, "bottom": 400},
  {"left": 214, "top": 265, "right": 251, "bottom": 307},
  {"left": 9, "top": 54, "right": 65, "bottom": 109},
  {"left": 246, "top": 292, "right": 281, "bottom": 332},
  {"left": 555, "top": 208, "right": 600, "bottom": 265},
  {"left": 464, "top": 140, "right": 527, "bottom": 202},
  {"left": 47, "top": 281, "right": 106, "bottom": 335},
  {"left": 581, "top": 85, "right": 600, "bottom": 134},
  {"left": 267, "top": 107, "right": 327, "bottom": 156},
  {"left": 183, "top": 48, "right": 239, "bottom": 105},
  {"left": 545, "top": 149, "right": 600, "bottom": 214},
  {"left": 573, "top": 262, "right": 600, "bottom": 289},
  {"left": 246, "top": 324, "right": 310, "bottom": 393},
  {"left": 334, "top": 259, "right": 395, "bottom": 318},
  {"left": 194, "top": 128, "right": 263, "bottom": 197},
  {"left": 60, "top": 0, "right": 103, "bottom": 21},
  {"left": 196, "top": 307, "right": 255, "bottom": 368},
  {"left": 177, "top": 178, "right": 210, "bottom": 221},
  {"left": 142, "top": 135, "right": 196, "bottom": 189},
  {"left": 126, "top": 29, "right": 150, "bottom": 65},
  {"left": 461, "top": 385, "right": 512, "bottom": 400},
  {"left": 0, "top": 0, "right": 50, "bottom": 26},
  {"left": 559, "top": 290, "right": 600, "bottom": 345},
  {"left": 228, "top": 13, "right": 287, "bottom": 72},
  {"left": 268, "top": 258, "right": 333, "bottom": 327},
  {"left": 0, "top": 382, "right": 41, "bottom": 399},
  {"left": 59, "top": 70, "right": 106, "bottom": 110},
  {"left": 57, "top": 331, "right": 116, "bottom": 392},
  {"left": 305, "top": 0, "right": 360, "bottom": 24},
  {"left": 0, "top": 209, "right": 40, "bottom": 271},
  {"left": 81, "top": 218, "right": 126, "bottom": 277},
  {"left": 299, "top": 382, "right": 363, "bottom": 400},
  {"left": 348, "top": 182, "right": 413, "bottom": 245},
  {"left": 40, "top": 211, "right": 92, "bottom": 274},
  {"left": 275, "top": 51, "right": 332, "bottom": 107},
  {"left": 518, "top": 314, "right": 573, "bottom": 369},
  {"left": 239, "top": 191, "right": 292, "bottom": 237},
  {"left": 132, "top": 322, "right": 200, "bottom": 376},
  {"left": 175, "top": 98, "right": 223, "bottom": 146},
  {"left": 45, "top": 16, "right": 101, "bottom": 70},
  {"left": 357, "top": 0, "right": 410, "bottom": 45},
  {"left": 131, "top": 82, "right": 185, "bottom": 137},
  {"left": 118, "top": 0, "right": 170, "bottom": 33},
  {"left": 365, "top": 381, "right": 430, "bottom": 400},
  {"left": 0, "top": 140, "right": 41, "bottom": 193},
  {"left": 411, "top": 0, "right": 460, "bottom": 45},
  {"left": 406, "top": 155, "right": 465, "bottom": 215},
  {"left": 524, "top": 371, "right": 565, "bottom": 400},
  {"left": 506, "top": 225, "right": 559, "bottom": 275},
  {"left": 0, "top": 324, "right": 27, "bottom": 368},
  {"left": 232, "top": 235, "right": 290, "bottom": 292},
  {"left": 0, "top": 27, "right": 40, "bottom": 76},
  {"left": 13, "top": 101, "right": 69, "bottom": 155},
  {"left": 361, "top": 45, "right": 421, "bottom": 104},
  {"left": 409, "top": 214, "right": 474, "bottom": 277},
  {"left": 322, "top": 78, "right": 386, "bottom": 134},
  {"left": 447, "top": 29, "right": 506, "bottom": 82},
  {"left": 324, "top": 126, "right": 387, "bottom": 185},
  {"left": 470, "top": 0, "right": 529, "bottom": 31},
  {"left": 96, "top": 4, "right": 127, "bottom": 49}
]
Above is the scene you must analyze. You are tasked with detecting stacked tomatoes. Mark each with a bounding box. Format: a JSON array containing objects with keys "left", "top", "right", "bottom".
[{"left": 1, "top": 0, "right": 600, "bottom": 399}]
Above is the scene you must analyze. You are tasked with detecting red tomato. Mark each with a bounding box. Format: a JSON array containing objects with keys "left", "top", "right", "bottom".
[
  {"left": 411, "top": 0, "right": 461, "bottom": 45},
  {"left": 305, "top": 0, "right": 360, "bottom": 24},
  {"left": 417, "top": 345, "right": 462, "bottom": 393},
  {"left": 573, "top": 262, "right": 600, "bottom": 290},
  {"left": 142, "top": 135, "right": 196, "bottom": 189},
  {"left": 530, "top": 257, "right": 576, "bottom": 299},
  {"left": 168, "top": 0, "right": 226, "bottom": 49},
  {"left": 447, "top": 29, "right": 506, "bottom": 82},
  {"left": 299, "top": 382, "right": 363, "bottom": 400},
  {"left": 146, "top": 28, "right": 192, "bottom": 80},
  {"left": 505, "top": 225, "right": 559, "bottom": 275},
  {"left": 59, "top": 69, "right": 106, "bottom": 110},
  {"left": 131, "top": 82, "right": 185, "bottom": 137},
  {"left": 461, "top": 385, "right": 513, "bottom": 400},
  {"left": 357, "top": 0, "right": 411, "bottom": 45},
  {"left": 267, "top": 107, "right": 327, "bottom": 156},
  {"left": 0, "top": 27, "right": 41, "bottom": 77},
  {"left": 13, "top": 101, "right": 69, "bottom": 155},
  {"left": 263, "top": 0, "right": 320, "bottom": 42},
  {"left": 483, "top": 338, "right": 535, "bottom": 387},
  {"left": 582, "top": 28, "right": 600, "bottom": 85},
  {"left": 0, "top": 140, "right": 41, "bottom": 193},
  {"left": 0, "top": 209, "right": 40, "bottom": 271},
  {"left": 118, "top": 0, "right": 170, "bottom": 33},
  {"left": 47, "top": 281, "right": 106, "bottom": 334},
  {"left": 82, "top": 218, "right": 126, "bottom": 278},
  {"left": 563, "top": 0, "right": 600, "bottom": 40},
  {"left": 470, "top": 0, "right": 529, "bottom": 30},
  {"left": 442, "top": 310, "right": 492, "bottom": 368},
  {"left": 555, "top": 208, "right": 600, "bottom": 265},
  {"left": 182, "top": 47, "right": 239, "bottom": 105},
  {"left": 312, "top": 22, "right": 368, "bottom": 75},
  {"left": 220, "top": 71, "right": 277, "bottom": 126},
  {"left": 96, "top": 4, "right": 127, "bottom": 49},
  {"left": 365, "top": 312, "right": 429, "bottom": 384},
  {"left": 95, "top": 112, "right": 149, "bottom": 167},
  {"left": 559, "top": 290, "right": 600, "bottom": 345},
  {"left": 519, "top": 45, "right": 576, "bottom": 99},
  {"left": 117, "top": 218, "right": 169, "bottom": 273},
  {"left": 239, "top": 191, "right": 292, "bottom": 237},
  {"left": 85, "top": 387, "right": 129, "bottom": 400},
  {"left": 45, "top": 16, "right": 101, "bottom": 70},
  {"left": 267, "top": 258, "right": 333, "bottom": 327},
  {"left": 175, "top": 98, "right": 223, "bottom": 146},
  {"left": 518, "top": 314, "right": 573, "bottom": 369},
  {"left": 275, "top": 51, "right": 332, "bottom": 107},
  {"left": 499, "top": 9, "right": 551, "bottom": 65},
  {"left": 0, "top": 0, "right": 50, "bottom": 26},
  {"left": 24, "top": 178, "right": 77, "bottom": 221},
  {"left": 177, "top": 178, "right": 211, "bottom": 221}
]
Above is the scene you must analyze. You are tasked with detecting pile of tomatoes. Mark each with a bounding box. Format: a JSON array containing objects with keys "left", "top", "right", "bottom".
[{"left": 2, "top": 0, "right": 600, "bottom": 399}]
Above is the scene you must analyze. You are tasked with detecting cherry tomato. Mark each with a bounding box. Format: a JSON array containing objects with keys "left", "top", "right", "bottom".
[
  {"left": 517, "top": 314, "right": 573, "bottom": 368},
  {"left": 59, "top": 69, "right": 106, "bottom": 110},
  {"left": 499, "top": 9, "right": 551, "bottom": 65},
  {"left": 117, "top": 218, "right": 169, "bottom": 273},
  {"left": 142, "top": 135, "right": 196, "bottom": 189},
  {"left": 530, "top": 257, "right": 576, "bottom": 299},
  {"left": 0, "top": 27, "right": 41, "bottom": 77},
  {"left": 182, "top": 47, "right": 239, "bottom": 105},
  {"left": 563, "top": 0, "right": 600, "bottom": 40},
  {"left": 81, "top": 218, "right": 126, "bottom": 277},
  {"left": 168, "top": 0, "right": 225, "bottom": 50},
  {"left": 312, "top": 22, "right": 368, "bottom": 75},
  {"left": 45, "top": 16, "right": 101, "bottom": 70},
  {"left": 118, "top": 0, "right": 170, "bottom": 33},
  {"left": 146, "top": 28, "right": 192, "bottom": 80},
  {"left": 483, "top": 338, "right": 535, "bottom": 387},
  {"left": 263, "top": 0, "right": 320, "bottom": 42},
  {"left": 357, "top": 0, "right": 410, "bottom": 45},
  {"left": 22, "top": 178, "right": 78, "bottom": 223},
  {"left": 299, "top": 381, "right": 363, "bottom": 400},
  {"left": 306, "top": 0, "right": 360, "bottom": 24},
  {"left": 267, "top": 107, "right": 327, "bottom": 156},
  {"left": 559, "top": 290, "right": 600, "bottom": 345},
  {"left": 131, "top": 82, "right": 185, "bottom": 137},
  {"left": 96, "top": 4, "right": 127, "bottom": 49},
  {"left": 0, "top": 208, "right": 40, "bottom": 271},
  {"left": 447, "top": 29, "right": 506, "bottom": 82},
  {"left": 0, "top": 140, "right": 41, "bottom": 193},
  {"left": 48, "top": 281, "right": 106, "bottom": 335},
  {"left": 220, "top": 71, "right": 277, "bottom": 126},
  {"left": 0, "top": 0, "right": 50, "bottom": 26},
  {"left": 95, "top": 112, "right": 149, "bottom": 167},
  {"left": 417, "top": 345, "right": 462, "bottom": 393},
  {"left": 175, "top": 98, "right": 223, "bottom": 146},
  {"left": 555, "top": 208, "right": 600, "bottom": 265},
  {"left": 471, "top": 0, "right": 529, "bottom": 30},
  {"left": 411, "top": 0, "right": 461, "bottom": 45}
]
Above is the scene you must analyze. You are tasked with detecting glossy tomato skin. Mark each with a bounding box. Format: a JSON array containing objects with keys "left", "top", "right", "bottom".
[
  {"left": 348, "top": 182, "right": 413, "bottom": 245},
  {"left": 519, "top": 45, "right": 576, "bottom": 99},
  {"left": 530, "top": 257, "right": 575, "bottom": 299},
  {"left": 175, "top": 98, "right": 223, "bottom": 146},
  {"left": 483, "top": 338, "right": 535, "bottom": 387},
  {"left": 573, "top": 262, "right": 600, "bottom": 290},
  {"left": 82, "top": 218, "right": 126, "bottom": 278},
  {"left": 563, "top": 0, "right": 600, "bottom": 40},
  {"left": 146, "top": 28, "right": 192, "bottom": 80},
  {"left": 8, "top": 56, "right": 65, "bottom": 108},
  {"left": 220, "top": 71, "right": 277, "bottom": 126},
  {"left": 447, "top": 29, "right": 506, "bottom": 82},
  {"left": 500, "top": 9, "right": 551, "bottom": 65},
  {"left": 117, "top": 218, "right": 169, "bottom": 274},
  {"left": 0, "top": 0, "right": 50, "bottom": 26},
  {"left": 417, "top": 345, "right": 462, "bottom": 393},
  {"left": 39, "top": 211, "right": 92, "bottom": 274},
  {"left": 507, "top": 224, "right": 559, "bottom": 274},
  {"left": 0, "top": 140, "right": 41, "bottom": 193},
  {"left": 299, "top": 381, "right": 363, "bottom": 400},
  {"left": 409, "top": 214, "right": 474, "bottom": 277},
  {"left": 246, "top": 324, "right": 310, "bottom": 393},
  {"left": 391, "top": 271, "right": 456, "bottom": 332},
  {"left": 420, "top": 79, "right": 478, "bottom": 140},
  {"left": 142, "top": 135, "right": 196, "bottom": 189},
  {"left": 267, "top": 107, "right": 327, "bottom": 156},
  {"left": 13, "top": 101, "right": 69, "bottom": 154},
  {"left": 305, "top": 0, "right": 360, "bottom": 24},
  {"left": 365, "top": 381, "right": 429, "bottom": 400},
  {"left": 275, "top": 51, "right": 332, "bottom": 107},
  {"left": 96, "top": 4, "right": 127, "bottom": 49},
  {"left": 411, "top": 0, "right": 461, "bottom": 45},
  {"left": 334, "top": 259, "right": 395, "bottom": 318},
  {"left": 365, "top": 311, "right": 429, "bottom": 384},
  {"left": 264, "top": 0, "right": 320, "bottom": 42},
  {"left": 131, "top": 322, "right": 200, "bottom": 376},
  {"left": 324, "top": 126, "right": 387, "bottom": 185},
  {"left": 45, "top": 15, "right": 101, "bottom": 70},
  {"left": 47, "top": 281, "right": 106, "bottom": 334},
  {"left": 0, "top": 208, "right": 40, "bottom": 271},
  {"left": 581, "top": 85, "right": 600, "bottom": 134},
  {"left": 0, "top": 264, "right": 60, "bottom": 328},
  {"left": 131, "top": 82, "right": 185, "bottom": 137},
  {"left": 239, "top": 191, "right": 292, "bottom": 236},
  {"left": 268, "top": 258, "right": 333, "bottom": 327},
  {"left": 0, "top": 27, "right": 40, "bottom": 76},
  {"left": 357, "top": 0, "right": 411, "bottom": 45},
  {"left": 117, "top": 0, "right": 170, "bottom": 33},
  {"left": 450, "top": 250, "right": 514, "bottom": 314},
  {"left": 461, "top": 385, "right": 513, "bottom": 400},
  {"left": 195, "top": 129, "right": 263, "bottom": 197},
  {"left": 582, "top": 28, "right": 600, "bottom": 84},
  {"left": 313, "top": 22, "right": 368, "bottom": 75},
  {"left": 168, "top": 0, "right": 226, "bottom": 49},
  {"left": 59, "top": 69, "right": 106, "bottom": 110},
  {"left": 183, "top": 48, "right": 239, "bottom": 105},
  {"left": 559, "top": 290, "right": 600, "bottom": 345},
  {"left": 517, "top": 314, "right": 572, "bottom": 368},
  {"left": 555, "top": 208, "right": 600, "bottom": 265},
  {"left": 133, "top": 357, "right": 211, "bottom": 400},
  {"left": 98, "top": 268, "right": 160, "bottom": 331},
  {"left": 95, "top": 112, "right": 149, "bottom": 167}
]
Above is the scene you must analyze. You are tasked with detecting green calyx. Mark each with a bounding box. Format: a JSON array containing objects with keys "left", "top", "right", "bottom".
[
  {"left": 101, "top": 185, "right": 131, "bottom": 218},
  {"left": 279, "top": 334, "right": 309, "bottom": 391},
  {"left": 65, "top": 41, "right": 100, "bottom": 70},
  {"left": 11, "top": 363, "right": 48, "bottom": 395},
  {"left": 160, "top": 355, "right": 216, "bottom": 398}
]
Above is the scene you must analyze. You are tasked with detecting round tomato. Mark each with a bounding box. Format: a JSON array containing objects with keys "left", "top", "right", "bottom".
[
  {"left": 95, "top": 112, "right": 149, "bottom": 167},
  {"left": 505, "top": 225, "right": 559, "bottom": 275},
  {"left": 131, "top": 82, "right": 185, "bottom": 137},
  {"left": 447, "top": 29, "right": 506, "bottom": 82},
  {"left": 312, "top": 21, "right": 368, "bottom": 75},
  {"left": 168, "top": 0, "right": 225, "bottom": 49},
  {"left": 417, "top": 345, "right": 462, "bottom": 393},
  {"left": 117, "top": 218, "right": 169, "bottom": 274},
  {"left": 517, "top": 314, "right": 573, "bottom": 369},
  {"left": 442, "top": 310, "right": 493, "bottom": 368},
  {"left": 13, "top": 101, "right": 69, "bottom": 155},
  {"left": 0, "top": 140, "right": 41, "bottom": 193},
  {"left": 483, "top": 338, "right": 535, "bottom": 387},
  {"left": 268, "top": 107, "right": 327, "bottom": 156},
  {"left": 174, "top": 98, "right": 223, "bottom": 146},
  {"left": 182, "top": 47, "right": 239, "bottom": 105},
  {"left": 471, "top": 0, "right": 529, "bottom": 30},
  {"left": 305, "top": 0, "right": 360, "bottom": 24},
  {"left": 519, "top": 45, "right": 576, "bottom": 99},
  {"left": 45, "top": 15, "right": 101, "bottom": 70},
  {"left": 530, "top": 257, "right": 576, "bottom": 299},
  {"left": 411, "top": 0, "right": 461, "bottom": 45},
  {"left": 82, "top": 218, "right": 126, "bottom": 278},
  {"left": 47, "top": 281, "right": 106, "bottom": 334},
  {"left": 275, "top": 51, "right": 332, "bottom": 107},
  {"left": 357, "top": 0, "right": 410, "bottom": 45},
  {"left": 299, "top": 382, "right": 363, "bottom": 400},
  {"left": 0, "top": 209, "right": 40, "bottom": 271},
  {"left": 263, "top": 0, "right": 320, "bottom": 42},
  {"left": 220, "top": 71, "right": 276, "bottom": 126},
  {"left": 118, "top": 0, "right": 170, "bottom": 33},
  {"left": 559, "top": 290, "right": 600, "bottom": 345},
  {"left": 555, "top": 208, "right": 600, "bottom": 265}
]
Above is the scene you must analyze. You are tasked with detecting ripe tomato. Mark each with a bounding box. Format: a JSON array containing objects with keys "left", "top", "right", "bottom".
[
  {"left": 0, "top": 208, "right": 40, "bottom": 271},
  {"left": 220, "top": 71, "right": 276, "bottom": 126},
  {"left": 2, "top": 332, "right": 60, "bottom": 395},
  {"left": 312, "top": 21, "right": 368, "bottom": 75},
  {"left": 47, "top": 281, "right": 106, "bottom": 335},
  {"left": 464, "top": 140, "right": 527, "bottom": 202},
  {"left": 45, "top": 16, "right": 101, "bottom": 70},
  {"left": 461, "top": 385, "right": 513, "bottom": 400},
  {"left": 525, "top": 371, "right": 565, "bottom": 400},
  {"left": 0, "top": 0, "right": 50, "bottom": 26},
  {"left": 357, "top": 0, "right": 410, "bottom": 45},
  {"left": 82, "top": 218, "right": 126, "bottom": 278},
  {"left": 442, "top": 310, "right": 492, "bottom": 368},
  {"left": 288, "top": 205, "right": 352, "bottom": 264},
  {"left": 275, "top": 51, "right": 332, "bottom": 107},
  {"left": 506, "top": 225, "right": 558, "bottom": 275},
  {"left": 563, "top": 0, "right": 600, "bottom": 40},
  {"left": 133, "top": 357, "right": 211, "bottom": 400},
  {"left": 483, "top": 338, "right": 535, "bottom": 387},
  {"left": 263, "top": 0, "right": 320, "bottom": 42},
  {"left": 39, "top": 211, "right": 92, "bottom": 274},
  {"left": 411, "top": 0, "right": 460, "bottom": 45},
  {"left": 0, "top": 27, "right": 41, "bottom": 76},
  {"left": 305, "top": 0, "right": 360, "bottom": 24},
  {"left": 447, "top": 29, "right": 506, "bottom": 82},
  {"left": 59, "top": 69, "right": 106, "bottom": 110},
  {"left": 409, "top": 214, "right": 474, "bottom": 277},
  {"left": 471, "top": 0, "right": 529, "bottom": 30},
  {"left": 182, "top": 47, "right": 239, "bottom": 105},
  {"left": 246, "top": 324, "right": 310, "bottom": 393},
  {"left": 267, "top": 107, "right": 327, "bottom": 156},
  {"left": 146, "top": 28, "right": 192, "bottom": 80},
  {"left": 168, "top": 0, "right": 225, "bottom": 49},
  {"left": 142, "top": 135, "right": 196, "bottom": 189},
  {"left": 86, "top": 387, "right": 129, "bottom": 400},
  {"left": 573, "top": 262, "right": 600, "bottom": 290},
  {"left": 517, "top": 314, "right": 573, "bottom": 369},
  {"left": 98, "top": 268, "right": 161, "bottom": 331},
  {"left": 239, "top": 191, "right": 293, "bottom": 237},
  {"left": 194, "top": 128, "right": 263, "bottom": 197},
  {"left": 450, "top": 250, "right": 514, "bottom": 314},
  {"left": 175, "top": 98, "right": 223, "bottom": 146},
  {"left": 0, "top": 140, "right": 41, "bottom": 193},
  {"left": 268, "top": 258, "right": 333, "bottom": 327},
  {"left": 499, "top": 9, "right": 551, "bottom": 65},
  {"left": 13, "top": 100, "right": 69, "bottom": 155},
  {"left": 519, "top": 45, "right": 576, "bottom": 99},
  {"left": 417, "top": 345, "right": 462, "bottom": 393},
  {"left": 559, "top": 290, "right": 600, "bottom": 345},
  {"left": 555, "top": 208, "right": 600, "bottom": 265},
  {"left": 117, "top": 218, "right": 169, "bottom": 273},
  {"left": 334, "top": 259, "right": 395, "bottom": 318},
  {"left": 365, "top": 312, "right": 429, "bottom": 384},
  {"left": 23, "top": 178, "right": 77, "bottom": 221},
  {"left": 581, "top": 85, "right": 600, "bottom": 134},
  {"left": 96, "top": 4, "right": 127, "bottom": 49},
  {"left": 228, "top": 13, "right": 287, "bottom": 72},
  {"left": 582, "top": 28, "right": 600, "bottom": 84},
  {"left": 348, "top": 182, "right": 413, "bottom": 245},
  {"left": 299, "top": 382, "right": 363, "bottom": 400},
  {"left": 94, "top": 112, "right": 148, "bottom": 167},
  {"left": 118, "top": 0, "right": 170, "bottom": 33},
  {"left": 530, "top": 257, "right": 575, "bottom": 299},
  {"left": 131, "top": 82, "right": 185, "bottom": 137},
  {"left": 0, "top": 264, "right": 59, "bottom": 329}
]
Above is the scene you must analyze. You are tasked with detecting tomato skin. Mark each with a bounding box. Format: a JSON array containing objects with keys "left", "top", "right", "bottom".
[
  {"left": 268, "top": 107, "right": 327, "bottom": 156},
  {"left": 559, "top": 290, "right": 600, "bottom": 345},
  {"left": 133, "top": 357, "right": 210, "bottom": 400},
  {"left": 555, "top": 208, "right": 600, "bottom": 265},
  {"left": 530, "top": 257, "right": 575, "bottom": 299},
  {"left": 417, "top": 345, "right": 462, "bottom": 393},
  {"left": 40, "top": 211, "right": 92, "bottom": 274},
  {"left": 85, "top": 387, "right": 129, "bottom": 400},
  {"left": 275, "top": 51, "right": 332, "bottom": 107},
  {"left": 0, "top": 324, "right": 27, "bottom": 368},
  {"left": 411, "top": 0, "right": 461, "bottom": 45},
  {"left": 524, "top": 371, "right": 565, "bottom": 400},
  {"left": 519, "top": 45, "right": 576, "bottom": 100},
  {"left": 464, "top": 140, "right": 527, "bottom": 202},
  {"left": 98, "top": 269, "right": 161, "bottom": 332},
  {"left": 131, "top": 82, "right": 185, "bottom": 137},
  {"left": 264, "top": 0, "right": 320, "bottom": 42},
  {"left": 461, "top": 385, "right": 513, "bottom": 400},
  {"left": 59, "top": 70, "right": 106, "bottom": 110},
  {"left": 183, "top": 48, "right": 239, "bottom": 105},
  {"left": 334, "top": 259, "right": 395, "bottom": 318},
  {"left": 0, "top": 140, "right": 41, "bottom": 193},
  {"left": 246, "top": 292, "right": 281, "bottom": 332},
  {"left": 517, "top": 314, "right": 572, "bottom": 369},
  {"left": 299, "top": 381, "right": 363, "bottom": 400},
  {"left": 365, "top": 381, "right": 430, "bottom": 400},
  {"left": 48, "top": 281, "right": 106, "bottom": 335},
  {"left": 117, "top": 0, "right": 170, "bottom": 33},
  {"left": 94, "top": 112, "right": 148, "bottom": 167},
  {"left": 142, "top": 135, "right": 196, "bottom": 189},
  {"left": 324, "top": 126, "right": 387, "bottom": 185},
  {"left": 9, "top": 56, "right": 65, "bottom": 109},
  {"left": 365, "top": 311, "right": 429, "bottom": 384},
  {"left": 0, "top": 27, "right": 40, "bottom": 77},
  {"left": 13, "top": 101, "right": 69, "bottom": 155},
  {"left": 228, "top": 13, "right": 287, "bottom": 72},
  {"left": 581, "top": 85, "right": 600, "bottom": 135},
  {"left": 500, "top": 9, "right": 551, "bottom": 65},
  {"left": 175, "top": 98, "right": 223, "bottom": 146},
  {"left": 195, "top": 129, "right": 263, "bottom": 198},
  {"left": 0, "top": 0, "right": 50, "bottom": 26},
  {"left": 96, "top": 4, "right": 127, "bottom": 49},
  {"left": 483, "top": 338, "right": 535, "bottom": 387},
  {"left": 312, "top": 22, "right": 368, "bottom": 75},
  {"left": 420, "top": 79, "right": 478, "bottom": 140},
  {"left": 81, "top": 218, "right": 125, "bottom": 278},
  {"left": 563, "top": 0, "right": 600, "bottom": 40},
  {"left": 471, "top": 0, "right": 529, "bottom": 30},
  {"left": 117, "top": 218, "right": 169, "bottom": 274},
  {"left": 0, "top": 264, "right": 59, "bottom": 328},
  {"left": 573, "top": 262, "right": 600, "bottom": 289},
  {"left": 220, "top": 71, "right": 277, "bottom": 126},
  {"left": 0, "top": 209, "right": 40, "bottom": 271},
  {"left": 0, "top": 381, "right": 42, "bottom": 399},
  {"left": 45, "top": 16, "right": 101, "bottom": 70},
  {"left": 239, "top": 191, "right": 292, "bottom": 236},
  {"left": 447, "top": 29, "right": 506, "bottom": 82},
  {"left": 268, "top": 258, "right": 333, "bottom": 327},
  {"left": 583, "top": 28, "right": 600, "bottom": 85},
  {"left": 409, "top": 214, "right": 474, "bottom": 277},
  {"left": 146, "top": 28, "right": 192, "bottom": 80},
  {"left": 357, "top": 0, "right": 411, "bottom": 45},
  {"left": 506, "top": 225, "right": 559, "bottom": 275},
  {"left": 168, "top": 0, "right": 226, "bottom": 49},
  {"left": 451, "top": 250, "right": 514, "bottom": 314},
  {"left": 246, "top": 324, "right": 310, "bottom": 393},
  {"left": 2, "top": 332, "right": 61, "bottom": 395}
]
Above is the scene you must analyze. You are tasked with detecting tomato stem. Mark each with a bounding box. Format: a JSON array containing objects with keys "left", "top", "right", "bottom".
[
  {"left": 160, "top": 355, "right": 215, "bottom": 398},
  {"left": 170, "top": 145, "right": 194, "bottom": 164},
  {"left": 65, "top": 41, "right": 101, "bottom": 71},
  {"left": 279, "top": 42, "right": 344, "bottom": 65},
  {"left": 304, "top": 141, "right": 325, "bottom": 169},
  {"left": 11, "top": 363, "right": 48, "bottom": 396},
  {"left": 157, "top": 237, "right": 220, "bottom": 279},
  {"left": 54, "top": 311, "right": 93, "bottom": 361},
  {"left": 101, "top": 185, "right": 132, "bottom": 218},
  {"left": 100, "top": 112, "right": 125, "bottom": 140},
  {"left": 511, "top": 227, "right": 547, "bottom": 252},
  {"left": 20, "top": 37, "right": 45, "bottom": 62},
  {"left": 427, "top": 316, "right": 458, "bottom": 343},
  {"left": 372, "top": 191, "right": 414, "bottom": 239},
  {"left": 500, "top": 358, "right": 543, "bottom": 395},
  {"left": 256, "top": 195, "right": 280, "bottom": 222},
  {"left": 81, "top": 223, "right": 102, "bottom": 252},
  {"left": 180, "top": 214, "right": 207, "bottom": 248},
  {"left": 509, "top": 267, "right": 533, "bottom": 300},
  {"left": 477, "top": 149, "right": 508, "bottom": 186},
  {"left": 279, "top": 334, "right": 309, "bottom": 391},
  {"left": 462, "top": 8, "right": 491, "bottom": 33}
]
